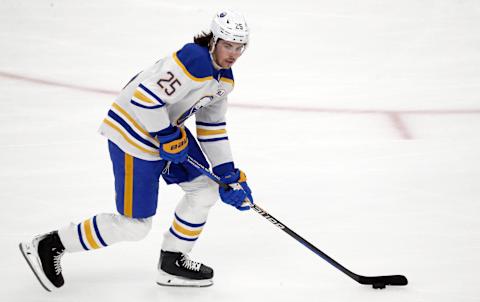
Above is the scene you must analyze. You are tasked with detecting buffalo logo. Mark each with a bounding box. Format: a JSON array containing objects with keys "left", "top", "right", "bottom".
[
  {"left": 175, "top": 96, "right": 213, "bottom": 126},
  {"left": 216, "top": 88, "right": 226, "bottom": 97}
]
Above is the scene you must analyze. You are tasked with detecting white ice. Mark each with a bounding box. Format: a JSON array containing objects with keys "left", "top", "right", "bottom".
[{"left": 1, "top": 0, "right": 480, "bottom": 301}]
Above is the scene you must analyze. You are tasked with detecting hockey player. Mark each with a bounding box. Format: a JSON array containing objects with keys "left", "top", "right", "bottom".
[{"left": 19, "top": 10, "right": 253, "bottom": 291}]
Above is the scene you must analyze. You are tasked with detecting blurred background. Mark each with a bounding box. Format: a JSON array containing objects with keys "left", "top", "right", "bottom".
[{"left": 1, "top": 1, "right": 479, "bottom": 301}]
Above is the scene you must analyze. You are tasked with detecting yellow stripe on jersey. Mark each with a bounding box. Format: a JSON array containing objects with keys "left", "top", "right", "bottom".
[
  {"left": 220, "top": 77, "right": 234, "bottom": 85},
  {"left": 172, "top": 220, "right": 203, "bottom": 237},
  {"left": 172, "top": 52, "right": 213, "bottom": 82},
  {"left": 133, "top": 90, "right": 155, "bottom": 104},
  {"left": 103, "top": 119, "right": 159, "bottom": 155},
  {"left": 196, "top": 128, "right": 227, "bottom": 136},
  {"left": 112, "top": 103, "right": 159, "bottom": 143},
  {"left": 124, "top": 154, "right": 134, "bottom": 217},
  {"left": 83, "top": 219, "right": 100, "bottom": 249}
]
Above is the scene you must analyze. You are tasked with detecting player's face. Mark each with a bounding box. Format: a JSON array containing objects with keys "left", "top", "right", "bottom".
[{"left": 213, "top": 40, "right": 245, "bottom": 69}]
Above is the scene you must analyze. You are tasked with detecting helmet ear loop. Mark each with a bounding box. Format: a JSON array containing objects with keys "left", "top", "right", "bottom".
[
  {"left": 209, "top": 37, "right": 223, "bottom": 69},
  {"left": 208, "top": 36, "right": 219, "bottom": 54}
]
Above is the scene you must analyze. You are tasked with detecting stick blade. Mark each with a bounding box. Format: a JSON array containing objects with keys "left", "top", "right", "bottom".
[{"left": 357, "top": 275, "right": 408, "bottom": 289}]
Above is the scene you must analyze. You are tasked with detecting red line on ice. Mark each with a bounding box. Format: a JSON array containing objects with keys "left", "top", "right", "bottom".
[
  {"left": 0, "top": 71, "right": 117, "bottom": 95},
  {"left": 386, "top": 112, "right": 412, "bottom": 140},
  {"left": 2, "top": 71, "right": 480, "bottom": 140}
]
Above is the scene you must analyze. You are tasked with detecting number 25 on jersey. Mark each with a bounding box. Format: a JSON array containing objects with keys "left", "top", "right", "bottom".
[{"left": 158, "top": 72, "right": 182, "bottom": 96}]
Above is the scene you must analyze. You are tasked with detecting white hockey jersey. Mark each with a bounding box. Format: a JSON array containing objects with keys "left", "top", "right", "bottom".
[{"left": 98, "top": 43, "right": 235, "bottom": 169}]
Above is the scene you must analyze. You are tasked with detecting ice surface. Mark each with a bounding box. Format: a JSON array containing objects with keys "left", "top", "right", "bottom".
[{"left": 1, "top": 0, "right": 479, "bottom": 301}]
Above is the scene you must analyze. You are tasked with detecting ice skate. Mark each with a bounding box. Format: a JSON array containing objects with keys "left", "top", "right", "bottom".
[
  {"left": 19, "top": 231, "right": 66, "bottom": 292},
  {"left": 156, "top": 250, "right": 213, "bottom": 287}
]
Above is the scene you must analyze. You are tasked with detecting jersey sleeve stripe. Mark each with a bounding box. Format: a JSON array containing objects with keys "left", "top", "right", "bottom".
[
  {"left": 197, "top": 134, "right": 228, "bottom": 140},
  {"left": 173, "top": 52, "right": 213, "bottom": 82},
  {"left": 133, "top": 90, "right": 155, "bottom": 104},
  {"left": 196, "top": 121, "right": 226, "bottom": 127},
  {"left": 107, "top": 110, "right": 158, "bottom": 149},
  {"left": 132, "top": 87, "right": 165, "bottom": 108},
  {"left": 138, "top": 84, "right": 165, "bottom": 105},
  {"left": 198, "top": 137, "right": 229, "bottom": 142},
  {"left": 130, "top": 100, "right": 165, "bottom": 109},
  {"left": 103, "top": 119, "right": 159, "bottom": 155},
  {"left": 196, "top": 128, "right": 227, "bottom": 136},
  {"left": 111, "top": 103, "right": 158, "bottom": 143},
  {"left": 196, "top": 122, "right": 228, "bottom": 140}
]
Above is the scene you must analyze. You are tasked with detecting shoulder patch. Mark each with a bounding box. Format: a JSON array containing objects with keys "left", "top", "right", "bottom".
[{"left": 174, "top": 43, "right": 213, "bottom": 82}]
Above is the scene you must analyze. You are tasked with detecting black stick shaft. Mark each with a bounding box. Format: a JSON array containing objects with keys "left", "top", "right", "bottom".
[
  {"left": 186, "top": 156, "right": 407, "bottom": 287},
  {"left": 186, "top": 157, "right": 358, "bottom": 280},
  {"left": 250, "top": 203, "right": 362, "bottom": 282}
]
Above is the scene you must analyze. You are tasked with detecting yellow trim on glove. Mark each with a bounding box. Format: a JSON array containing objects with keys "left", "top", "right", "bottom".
[
  {"left": 162, "top": 127, "right": 188, "bottom": 154},
  {"left": 239, "top": 170, "right": 247, "bottom": 183}
]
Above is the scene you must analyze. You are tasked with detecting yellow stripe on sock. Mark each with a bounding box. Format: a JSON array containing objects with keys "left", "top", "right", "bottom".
[
  {"left": 83, "top": 219, "right": 100, "bottom": 249},
  {"left": 172, "top": 220, "right": 203, "bottom": 237},
  {"left": 124, "top": 154, "right": 134, "bottom": 217}
]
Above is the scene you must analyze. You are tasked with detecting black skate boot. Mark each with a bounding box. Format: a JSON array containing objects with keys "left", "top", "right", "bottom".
[
  {"left": 157, "top": 250, "right": 214, "bottom": 287},
  {"left": 19, "top": 231, "right": 66, "bottom": 291}
]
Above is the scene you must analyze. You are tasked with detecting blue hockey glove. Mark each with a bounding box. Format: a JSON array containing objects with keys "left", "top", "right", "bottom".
[
  {"left": 156, "top": 126, "right": 188, "bottom": 164},
  {"left": 218, "top": 169, "right": 253, "bottom": 211}
]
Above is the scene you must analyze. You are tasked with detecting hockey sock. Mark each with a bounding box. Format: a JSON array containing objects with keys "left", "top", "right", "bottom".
[
  {"left": 162, "top": 175, "right": 217, "bottom": 253},
  {"left": 58, "top": 213, "right": 152, "bottom": 252}
]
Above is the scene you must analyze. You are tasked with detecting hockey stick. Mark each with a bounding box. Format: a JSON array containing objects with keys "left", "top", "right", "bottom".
[{"left": 186, "top": 156, "right": 408, "bottom": 289}]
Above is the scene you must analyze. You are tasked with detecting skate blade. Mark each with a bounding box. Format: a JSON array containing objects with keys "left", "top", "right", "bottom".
[
  {"left": 19, "top": 241, "right": 55, "bottom": 292},
  {"left": 156, "top": 271, "right": 213, "bottom": 288}
]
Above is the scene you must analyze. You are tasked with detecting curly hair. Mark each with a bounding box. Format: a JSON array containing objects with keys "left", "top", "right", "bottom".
[{"left": 193, "top": 31, "right": 213, "bottom": 47}]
